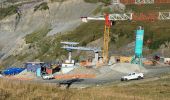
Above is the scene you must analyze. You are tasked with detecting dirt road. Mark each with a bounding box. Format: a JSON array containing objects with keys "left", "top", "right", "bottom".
[{"left": 38, "top": 66, "right": 170, "bottom": 88}]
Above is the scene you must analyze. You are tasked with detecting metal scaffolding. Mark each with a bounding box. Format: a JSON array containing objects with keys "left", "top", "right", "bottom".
[
  {"left": 135, "top": 0, "right": 154, "bottom": 4},
  {"left": 159, "top": 12, "right": 170, "bottom": 20}
]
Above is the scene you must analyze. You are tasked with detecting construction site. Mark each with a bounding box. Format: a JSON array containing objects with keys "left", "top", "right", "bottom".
[{"left": 0, "top": 0, "right": 170, "bottom": 99}]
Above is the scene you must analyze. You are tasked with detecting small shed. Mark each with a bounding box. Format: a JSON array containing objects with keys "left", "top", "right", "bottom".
[{"left": 25, "top": 62, "right": 45, "bottom": 72}]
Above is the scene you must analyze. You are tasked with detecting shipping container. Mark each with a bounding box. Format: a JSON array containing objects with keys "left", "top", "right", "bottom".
[
  {"left": 46, "top": 68, "right": 52, "bottom": 74},
  {"left": 2, "top": 67, "right": 25, "bottom": 75}
]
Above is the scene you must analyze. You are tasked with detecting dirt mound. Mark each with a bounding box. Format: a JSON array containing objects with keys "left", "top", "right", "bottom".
[
  {"left": 68, "top": 66, "right": 100, "bottom": 75},
  {"left": 96, "top": 66, "right": 124, "bottom": 79},
  {"left": 110, "top": 63, "right": 147, "bottom": 74},
  {"left": 13, "top": 69, "right": 36, "bottom": 79}
]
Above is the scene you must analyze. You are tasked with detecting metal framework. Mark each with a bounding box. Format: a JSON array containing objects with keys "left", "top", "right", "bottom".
[
  {"left": 158, "top": 12, "right": 170, "bottom": 20},
  {"left": 81, "top": 13, "right": 132, "bottom": 22},
  {"left": 61, "top": 45, "right": 101, "bottom": 52},
  {"left": 135, "top": 0, "right": 154, "bottom": 4},
  {"left": 60, "top": 42, "right": 79, "bottom": 45},
  {"left": 109, "top": 13, "right": 133, "bottom": 20},
  {"left": 82, "top": 12, "right": 170, "bottom": 21}
]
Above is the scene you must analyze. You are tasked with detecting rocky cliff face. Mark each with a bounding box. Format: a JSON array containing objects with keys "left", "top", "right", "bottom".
[{"left": 0, "top": 0, "right": 97, "bottom": 64}]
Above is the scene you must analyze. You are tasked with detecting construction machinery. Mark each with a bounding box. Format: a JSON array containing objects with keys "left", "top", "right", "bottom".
[
  {"left": 81, "top": 13, "right": 132, "bottom": 64},
  {"left": 131, "top": 26, "right": 144, "bottom": 66},
  {"left": 81, "top": 11, "right": 170, "bottom": 65}
]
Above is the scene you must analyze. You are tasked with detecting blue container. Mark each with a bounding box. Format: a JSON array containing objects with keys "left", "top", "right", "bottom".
[
  {"left": 36, "top": 68, "right": 41, "bottom": 77},
  {"left": 3, "top": 67, "right": 25, "bottom": 75},
  {"left": 135, "top": 26, "right": 144, "bottom": 57}
]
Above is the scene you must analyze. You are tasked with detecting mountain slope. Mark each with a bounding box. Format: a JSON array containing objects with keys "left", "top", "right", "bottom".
[
  {"left": 0, "top": 0, "right": 98, "bottom": 66},
  {"left": 0, "top": 1, "right": 170, "bottom": 67}
]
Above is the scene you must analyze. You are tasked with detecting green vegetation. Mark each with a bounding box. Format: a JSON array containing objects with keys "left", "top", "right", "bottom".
[
  {"left": 84, "top": 0, "right": 112, "bottom": 5},
  {"left": 36, "top": 21, "right": 104, "bottom": 61},
  {"left": 101, "top": 0, "right": 112, "bottom": 4},
  {"left": 86, "top": 2, "right": 170, "bottom": 50},
  {"left": 84, "top": 0, "right": 99, "bottom": 3},
  {"left": 93, "top": 5, "right": 103, "bottom": 15},
  {"left": 118, "top": 4, "right": 170, "bottom": 49},
  {"left": 63, "top": 21, "right": 103, "bottom": 45},
  {"left": 50, "top": 0, "right": 67, "bottom": 2},
  {"left": 20, "top": 21, "right": 104, "bottom": 62},
  {"left": 126, "top": 4, "right": 170, "bottom": 12},
  {"left": 25, "top": 26, "right": 51, "bottom": 44},
  {"left": 0, "top": 5, "right": 18, "bottom": 20},
  {"left": 34, "top": 2, "right": 49, "bottom": 12},
  {"left": 0, "top": 73, "right": 170, "bottom": 99},
  {"left": 6, "top": 0, "right": 28, "bottom": 3},
  {"left": 92, "top": 4, "right": 116, "bottom": 15},
  {"left": 101, "top": 7, "right": 113, "bottom": 14},
  {"left": 110, "top": 20, "right": 170, "bottom": 49},
  {"left": 2, "top": 2, "right": 170, "bottom": 65},
  {"left": 14, "top": 19, "right": 170, "bottom": 63}
]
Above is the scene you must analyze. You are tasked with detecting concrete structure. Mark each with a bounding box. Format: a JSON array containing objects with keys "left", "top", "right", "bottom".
[
  {"left": 61, "top": 42, "right": 102, "bottom": 65},
  {"left": 61, "top": 62, "right": 76, "bottom": 74}
]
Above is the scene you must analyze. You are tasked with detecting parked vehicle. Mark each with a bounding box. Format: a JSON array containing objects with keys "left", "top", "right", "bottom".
[
  {"left": 0, "top": 74, "right": 3, "bottom": 78},
  {"left": 42, "top": 74, "right": 54, "bottom": 80},
  {"left": 121, "top": 72, "right": 144, "bottom": 81}
]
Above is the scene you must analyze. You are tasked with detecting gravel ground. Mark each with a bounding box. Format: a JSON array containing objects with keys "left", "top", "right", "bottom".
[
  {"left": 34, "top": 64, "right": 170, "bottom": 88},
  {"left": 7, "top": 63, "right": 170, "bottom": 89}
]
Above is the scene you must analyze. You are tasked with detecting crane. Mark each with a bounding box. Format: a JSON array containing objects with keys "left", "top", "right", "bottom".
[
  {"left": 81, "top": 11, "right": 170, "bottom": 64},
  {"left": 81, "top": 13, "right": 132, "bottom": 64}
]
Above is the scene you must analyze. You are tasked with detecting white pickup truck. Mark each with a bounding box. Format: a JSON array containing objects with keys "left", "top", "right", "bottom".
[
  {"left": 42, "top": 74, "right": 54, "bottom": 80},
  {"left": 121, "top": 72, "right": 144, "bottom": 81}
]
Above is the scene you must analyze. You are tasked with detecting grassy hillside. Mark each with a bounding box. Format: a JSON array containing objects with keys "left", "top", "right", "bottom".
[
  {"left": 84, "top": 0, "right": 112, "bottom": 4},
  {"left": 0, "top": 73, "right": 170, "bottom": 100},
  {"left": 28, "top": 21, "right": 104, "bottom": 61},
  {"left": 21, "top": 3, "right": 170, "bottom": 61},
  {"left": 34, "top": 2, "right": 49, "bottom": 12},
  {"left": 0, "top": 21, "right": 104, "bottom": 66},
  {"left": 2, "top": 18, "right": 170, "bottom": 66},
  {"left": 126, "top": 4, "right": 170, "bottom": 12},
  {"left": 125, "top": 4, "right": 170, "bottom": 49},
  {"left": 1, "top": 3, "right": 170, "bottom": 66},
  {"left": 111, "top": 20, "right": 170, "bottom": 49}
]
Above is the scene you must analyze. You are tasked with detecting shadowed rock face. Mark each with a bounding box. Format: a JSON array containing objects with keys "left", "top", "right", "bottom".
[{"left": 0, "top": 0, "right": 97, "bottom": 64}]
